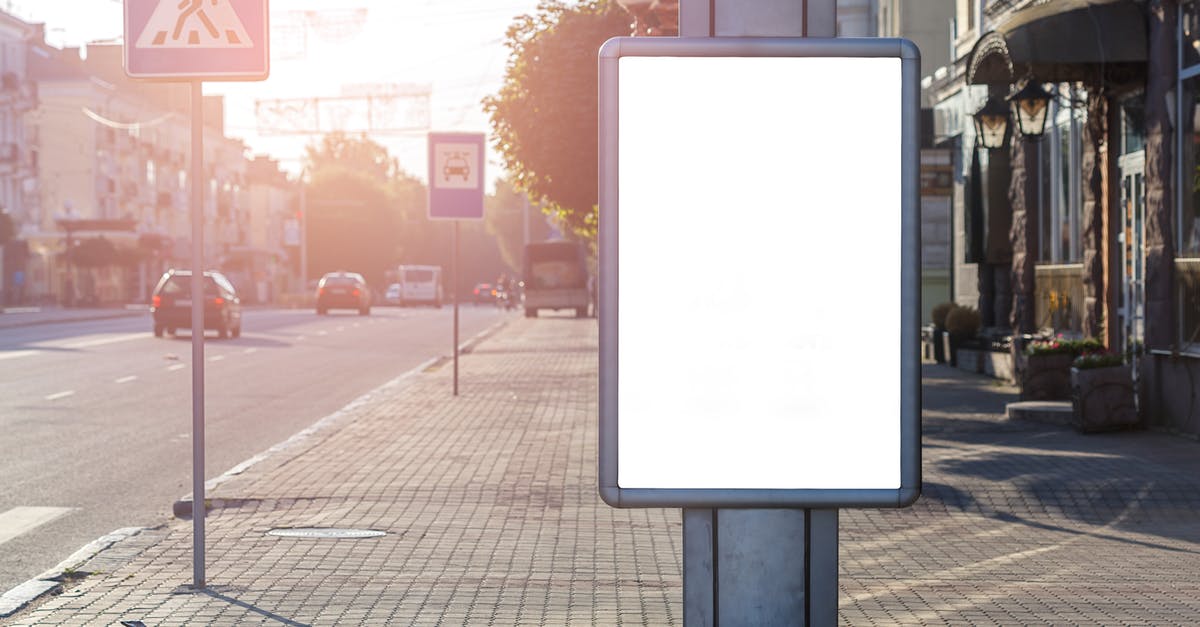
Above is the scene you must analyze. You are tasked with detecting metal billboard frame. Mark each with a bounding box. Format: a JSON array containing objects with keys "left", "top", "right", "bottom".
[{"left": 597, "top": 36, "right": 922, "bottom": 509}]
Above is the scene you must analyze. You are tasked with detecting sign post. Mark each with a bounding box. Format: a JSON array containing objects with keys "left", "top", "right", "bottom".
[
  {"left": 124, "top": 0, "right": 270, "bottom": 590},
  {"left": 427, "top": 132, "right": 486, "bottom": 396},
  {"left": 597, "top": 18, "right": 921, "bottom": 626}
]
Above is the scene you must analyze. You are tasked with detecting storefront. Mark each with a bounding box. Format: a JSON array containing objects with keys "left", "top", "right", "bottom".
[{"left": 933, "top": 0, "right": 1200, "bottom": 436}]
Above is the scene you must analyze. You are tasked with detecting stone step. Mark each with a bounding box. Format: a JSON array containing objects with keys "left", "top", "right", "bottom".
[{"left": 1006, "top": 401, "right": 1073, "bottom": 427}]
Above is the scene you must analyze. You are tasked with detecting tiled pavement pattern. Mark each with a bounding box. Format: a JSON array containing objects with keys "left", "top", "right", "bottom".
[
  {"left": 839, "top": 367, "right": 1200, "bottom": 626},
  {"left": 6, "top": 318, "right": 1200, "bottom": 625}
]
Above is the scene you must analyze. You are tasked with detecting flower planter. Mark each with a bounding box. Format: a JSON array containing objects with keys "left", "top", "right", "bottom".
[
  {"left": 1070, "top": 365, "right": 1138, "bottom": 433},
  {"left": 1020, "top": 353, "right": 1074, "bottom": 401}
]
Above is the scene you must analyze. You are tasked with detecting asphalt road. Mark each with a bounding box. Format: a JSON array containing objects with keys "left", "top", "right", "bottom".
[{"left": 0, "top": 304, "right": 508, "bottom": 594}]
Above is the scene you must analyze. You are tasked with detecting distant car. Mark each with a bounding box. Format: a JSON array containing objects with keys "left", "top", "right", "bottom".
[
  {"left": 151, "top": 269, "right": 242, "bottom": 339},
  {"left": 316, "top": 272, "right": 371, "bottom": 315},
  {"left": 384, "top": 283, "right": 402, "bottom": 306},
  {"left": 396, "top": 265, "right": 443, "bottom": 307},
  {"left": 473, "top": 282, "right": 496, "bottom": 304}
]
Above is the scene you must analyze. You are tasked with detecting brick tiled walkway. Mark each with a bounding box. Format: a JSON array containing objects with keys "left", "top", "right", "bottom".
[{"left": 6, "top": 320, "right": 1200, "bottom": 626}]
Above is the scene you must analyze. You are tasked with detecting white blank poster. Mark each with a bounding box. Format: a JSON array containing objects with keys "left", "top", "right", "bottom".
[{"left": 617, "top": 56, "right": 903, "bottom": 490}]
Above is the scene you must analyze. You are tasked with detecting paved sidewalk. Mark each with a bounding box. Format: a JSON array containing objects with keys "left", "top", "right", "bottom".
[{"left": 4, "top": 319, "right": 1200, "bottom": 625}]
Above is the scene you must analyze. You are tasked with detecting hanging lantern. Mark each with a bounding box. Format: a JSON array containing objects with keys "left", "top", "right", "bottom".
[
  {"left": 973, "top": 96, "right": 1010, "bottom": 150},
  {"left": 1008, "top": 80, "right": 1053, "bottom": 139}
]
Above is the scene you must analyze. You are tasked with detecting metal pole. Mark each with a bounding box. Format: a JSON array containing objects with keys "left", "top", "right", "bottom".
[
  {"left": 189, "top": 80, "right": 206, "bottom": 589},
  {"left": 299, "top": 175, "right": 308, "bottom": 290},
  {"left": 676, "top": 1, "right": 837, "bottom": 625},
  {"left": 453, "top": 220, "right": 460, "bottom": 396}
]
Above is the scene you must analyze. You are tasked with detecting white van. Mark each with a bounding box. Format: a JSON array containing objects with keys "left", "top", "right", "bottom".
[{"left": 397, "top": 265, "right": 443, "bottom": 307}]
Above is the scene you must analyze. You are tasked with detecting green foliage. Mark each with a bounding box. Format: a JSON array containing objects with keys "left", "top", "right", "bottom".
[
  {"left": 1072, "top": 351, "right": 1125, "bottom": 370},
  {"left": 931, "top": 302, "right": 956, "bottom": 330},
  {"left": 944, "top": 306, "right": 981, "bottom": 338},
  {"left": 304, "top": 131, "right": 400, "bottom": 183},
  {"left": 305, "top": 166, "right": 398, "bottom": 287},
  {"left": 483, "top": 0, "right": 630, "bottom": 242},
  {"left": 484, "top": 178, "right": 555, "bottom": 273},
  {"left": 1025, "top": 337, "right": 1105, "bottom": 357}
]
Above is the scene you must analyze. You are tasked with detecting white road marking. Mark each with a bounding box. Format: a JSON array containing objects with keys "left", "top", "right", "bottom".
[
  {"left": 0, "top": 507, "right": 75, "bottom": 546},
  {"left": 44, "top": 390, "right": 75, "bottom": 401},
  {"left": 167, "top": 364, "right": 186, "bottom": 371},
  {"left": 295, "top": 335, "right": 306, "bottom": 341},
  {"left": 336, "top": 326, "right": 345, "bottom": 332},
  {"left": 317, "top": 330, "right": 329, "bottom": 336},
  {"left": 242, "top": 348, "right": 257, "bottom": 355},
  {"left": 209, "top": 355, "right": 225, "bottom": 362},
  {"left": 64, "top": 333, "right": 146, "bottom": 349},
  {"left": 0, "top": 333, "right": 145, "bottom": 362},
  {"left": 115, "top": 375, "right": 138, "bottom": 384}
]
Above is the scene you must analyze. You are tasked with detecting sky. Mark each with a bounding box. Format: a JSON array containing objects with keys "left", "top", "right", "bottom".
[{"left": 5, "top": 0, "right": 546, "bottom": 190}]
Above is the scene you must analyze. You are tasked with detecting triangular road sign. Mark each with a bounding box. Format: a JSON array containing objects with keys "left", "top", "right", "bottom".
[{"left": 135, "top": 0, "right": 253, "bottom": 49}]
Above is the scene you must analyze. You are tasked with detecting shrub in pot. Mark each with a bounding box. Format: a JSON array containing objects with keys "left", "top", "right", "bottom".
[
  {"left": 1070, "top": 351, "right": 1137, "bottom": 433},
  {"left": 943, "top": 306, "right": 981, "bottom": 368}
]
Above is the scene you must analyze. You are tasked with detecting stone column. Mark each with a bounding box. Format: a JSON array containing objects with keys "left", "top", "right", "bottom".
[
  {"left": 1009, "top": 134, "right": 1040, "bottom": 334},
  {"left": 1144, "top": 0, "right": 1177, "bottom": 350},
  {"left": 1081, "top": 90, "right": 1108, "bottom": 340}
]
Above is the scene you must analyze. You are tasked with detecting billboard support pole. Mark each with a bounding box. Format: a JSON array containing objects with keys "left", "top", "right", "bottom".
[
  {"left": 676, "top": 1, "right": 836, "bottom": 624},
  {"left": 189, "top": 79, "right": 206, "bottom": 590},
  {"left": 453, "top": 220, "right": 460, "bottom": 396}
]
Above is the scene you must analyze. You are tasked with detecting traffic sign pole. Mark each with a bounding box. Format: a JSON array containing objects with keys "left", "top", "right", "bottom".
[
  {"left": 189, "top": 79, "right": 206, "bottom": 589},
  {"left": 427, "top": 132, "right": 485, "bottom": 398},
  {"left": 125, "top": 0, "right": 270, "bottom": 592}
]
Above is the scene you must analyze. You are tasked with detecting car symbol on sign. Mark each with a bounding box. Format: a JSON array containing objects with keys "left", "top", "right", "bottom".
[{"left": 443, "top": 153, "right": 470, "bottom": 182}]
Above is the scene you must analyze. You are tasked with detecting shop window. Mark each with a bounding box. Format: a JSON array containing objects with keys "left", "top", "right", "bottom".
[
  {"left": 1037, "top": 85, "right": 1083, "bottom": 264},
  {"left": 1176, "top": 69, "right": 1200, "bottom": 348},
  {"left": 1185, "top": 0, "right": 1200, "bottom": 69},
  {"left": 1120, "top": 95, "right": 1145, "bottom": 156}
]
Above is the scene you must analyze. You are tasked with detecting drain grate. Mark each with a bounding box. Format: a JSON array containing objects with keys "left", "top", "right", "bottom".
[{"left": 267, "top": 527, "right": 386, "bottom": 539}]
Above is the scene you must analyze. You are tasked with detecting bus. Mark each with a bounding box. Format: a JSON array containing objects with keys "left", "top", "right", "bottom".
[
  {"left": 396, "top": 265, "right": 443, "bottom": 307},
  {"left": 523, "top": 240, "right": 590, "bottom": 318}
]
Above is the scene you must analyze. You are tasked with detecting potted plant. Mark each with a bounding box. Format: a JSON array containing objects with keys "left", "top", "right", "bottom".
[
  {"left": 930, "top": 302, "right": 956, "bottom": 364},
  {"left": 1070, "top": 351, "right": 1137, "bottom": 433},
  {"left": 1021, "top": 337, "right": 1103, "bottom": 401},
  {"left": 943, "top": 305, "right": 981, "bottom": 368}
]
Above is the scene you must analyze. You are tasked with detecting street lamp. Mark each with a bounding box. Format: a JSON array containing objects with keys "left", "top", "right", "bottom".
[
  {"left": 1008, "top": 79, "right": 1053, "bottom": 139},
  {"left": 973, "top": 96, "right": 1011, "bottom": 150}
]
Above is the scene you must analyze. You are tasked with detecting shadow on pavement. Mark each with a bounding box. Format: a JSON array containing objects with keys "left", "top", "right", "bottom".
[{"left": 200, "top": 589, "right": 311, "bottom": 627}]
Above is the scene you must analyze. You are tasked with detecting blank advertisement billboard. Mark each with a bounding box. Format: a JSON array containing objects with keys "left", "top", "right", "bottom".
[{"left": 598, "top": 38, "right": 921, "bottom": 508}]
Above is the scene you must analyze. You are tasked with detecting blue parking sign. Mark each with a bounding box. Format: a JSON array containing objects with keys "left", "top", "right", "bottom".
[{"left": 428, "top": 132, "right": 485, "bottom": 221}]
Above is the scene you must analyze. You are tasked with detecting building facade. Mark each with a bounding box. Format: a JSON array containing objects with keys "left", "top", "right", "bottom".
[
  {"left": 925, "top": 0, "right": 1200, "bottom": 436},
  {"left": 0, "top": 10, "right": 295, "bottom": 307}
]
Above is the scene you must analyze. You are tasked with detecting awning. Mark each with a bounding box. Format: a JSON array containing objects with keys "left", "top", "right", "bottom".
[{"left": 967, "top": 0, "right": 1146, "bottom": 85}]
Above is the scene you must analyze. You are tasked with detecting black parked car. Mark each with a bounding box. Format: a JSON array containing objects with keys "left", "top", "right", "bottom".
[
  {"left": 316, "top": 272, "right": 371, "bottom": 315},
  {"left": 151, "top": 270, "right": 242, "bottom": 339}
]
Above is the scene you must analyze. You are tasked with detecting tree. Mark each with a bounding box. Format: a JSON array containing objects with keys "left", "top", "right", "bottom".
[
  {"left": 485, "top": 178, "right": 554, "bottom": 272},
  {"left": 305, "top": 167, "right": 398, "bottom": 287},
  {"left": 483, "top": 0, "right": 629, "bottom": 241},
  {"left": 304, "top": 131, "right": 400, "bottom": 183}
]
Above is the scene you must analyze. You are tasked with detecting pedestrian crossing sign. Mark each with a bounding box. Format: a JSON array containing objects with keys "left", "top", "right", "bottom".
[{"left": 124, "top": 0, "right": 269, "bottom": 81}]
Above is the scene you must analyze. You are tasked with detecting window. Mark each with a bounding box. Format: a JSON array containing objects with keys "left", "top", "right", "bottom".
[
  {"left": 1177, "top": 3, "right": 1200, "bottom": 349},
  {"left": 1037, "top": 84, "right": 1083, "bottom": 264}
]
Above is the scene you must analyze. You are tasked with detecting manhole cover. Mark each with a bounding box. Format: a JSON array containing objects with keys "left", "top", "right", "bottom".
[{"left": 267, "top": 527, "right": 386, "bottom": 539}]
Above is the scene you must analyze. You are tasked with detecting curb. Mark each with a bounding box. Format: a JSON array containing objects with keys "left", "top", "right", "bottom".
[
  {"left": 0, "top": 527, "right": 144, "bottom": 618},
  {"left": 171, "top": 315, "right": 513, "bottom": 518}
]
